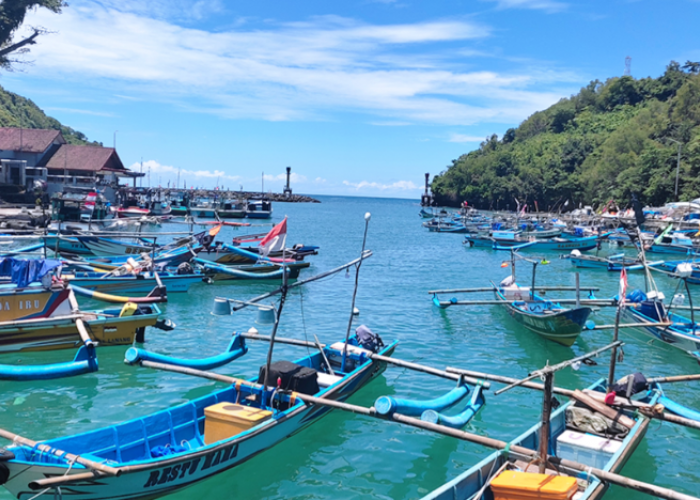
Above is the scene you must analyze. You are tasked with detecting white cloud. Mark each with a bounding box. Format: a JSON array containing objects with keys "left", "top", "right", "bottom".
[
  {"left": 448, "top": 133, "right": 486, "bottom": 143},
  {"left": 129, "top": 160, "right": 241, "bottom": 184},
  {"left": 481, "top": 0, "right": 567, "bottom": 12},
  {"left": 18, "top": 4, "right": 577, "bottom": 126},
  {"left": 343, "top": 180, "right": 420, "bottom": 191},
  {"left": 44, "top": 107, "right": 116, "bottom": 117}
]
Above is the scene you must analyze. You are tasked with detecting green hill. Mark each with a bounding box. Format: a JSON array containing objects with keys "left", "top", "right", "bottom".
[
  {"left": 431, "top": 61, "right": 700, "bottom": 210},
  {"left": 0, "top": 84, "right": 99, "bottom": 145}
]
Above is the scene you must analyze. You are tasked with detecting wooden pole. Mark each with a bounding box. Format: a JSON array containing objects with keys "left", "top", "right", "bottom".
[
  {"left": 341, "top": 214, "right": 371, "bottom": 372},
  {"left": 649, "top": 373, "right": 700, "bottom": 384},
  {"left": 539, "top": 372, "right": 553, "bottom": 473},
  {"left": 575, "top": 272, "right": 580, "bottom": 308},
  {"left": 226, "top": 250, "right": 372, "bottom": 312},
  {"left": 67, "top": 289, "right": 95, "bottom": 346},
  {"left": 263, "top": 255, "right": 288, "bottom": 388},
  {"left": 608, "top": 305, "right": 623, "bottom": 391},
  {"left": 428, "top": 286, "right": 600, "bottom": 294},
  {"left": 436, "top": 299, "right": 616, "bottom": 307},
  {"left": 495, "top": 341, "right": 623, "bottom": 396}
]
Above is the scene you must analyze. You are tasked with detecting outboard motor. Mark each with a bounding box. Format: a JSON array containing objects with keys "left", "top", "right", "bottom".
[{"left": 177, "top": 262, "right": 194, "bottom": 275}]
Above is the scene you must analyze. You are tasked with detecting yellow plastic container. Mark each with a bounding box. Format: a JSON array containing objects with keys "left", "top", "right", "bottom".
[
  {"left": 490, "top": 471, "right": 578, "bottom": 500},
  {"left": 203, "top": 403, "right": 272, "bottom": 444},
  {"left": 119, "top": 302, "right": 138, "bottom": 317}
]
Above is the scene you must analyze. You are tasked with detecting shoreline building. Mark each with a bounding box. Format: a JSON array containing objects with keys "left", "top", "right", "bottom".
[{"left": 0, "top": 127, "right": 143, "bottom": 203}]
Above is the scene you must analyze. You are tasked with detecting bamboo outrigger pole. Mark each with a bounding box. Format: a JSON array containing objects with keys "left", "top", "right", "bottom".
[
  {"left": 239, "top": 332, "right": 490, "bottom": 388},
  {"left": 132, "top": 360, "right": 699, "bottom": 500}
]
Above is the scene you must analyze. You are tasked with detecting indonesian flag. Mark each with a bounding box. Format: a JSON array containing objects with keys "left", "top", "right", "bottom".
[
  {"left": 519, "top": 204, "right": 527, "bottom": 216},
  {"left": 619, "top": 268, "right": 628, "bottom": 305},
  {"left": 85, "top": 191, "right": 97, "bottom": 208},
  {"left": 259, "top": 217, "right": 287, "bottom": 257}
]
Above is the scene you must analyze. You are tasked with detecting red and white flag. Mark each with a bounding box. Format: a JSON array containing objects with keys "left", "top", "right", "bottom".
[
  {"left": 619, "top": 268, "right": 628, "bottom": 305},
  {"left": 259, "top": 217, "right": 287, "bottom": 257},
  {"left": 84, "top": 191, "right": 97, "bottom": 208}
]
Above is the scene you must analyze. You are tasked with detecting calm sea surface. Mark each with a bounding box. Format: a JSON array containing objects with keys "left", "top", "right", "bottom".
[{"left": 1, "top": 195, "right": 698, "bottom": 499}]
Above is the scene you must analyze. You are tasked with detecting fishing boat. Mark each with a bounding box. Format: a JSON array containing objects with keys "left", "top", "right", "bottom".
[
  {"left": 216, "top": 199, "right": 247, "bottom": 219},
  {"left": 245, "top": 199, "right": 273, "bottom": 219},
  {"left": 59, "top": 270, "right": 204, "bottom": 295},
  {"left": 42, "top": 235, "right": 157, "bottom": 257},
  {"left": 0, "top": 332, "right": 397, "bottom": 500},
  {"left": 197, "top": 259, "right": 310, "bottom": 281},
  {"left": 621, "top": 289, "right": 700, "bottom": 359},
  {"left": 419, "top": 208, "right": 434, "bottom": 218},
  {"left": 0, "top": 283, "right": 163, "bottom": 352},
  {"left": 432, "top": 251, "right": 596, "bottom": 347},
  {"left": 190, "top": 199, "right": 217, "bottom": 219},
  {"left": 421, "top": 378, "right": 656, "bottom": 500},
  {"left": 465, "top": 232, "right": 607, "bottom": 252},
  {"left": 646, "top": 231, "right": 700, "bottom": 255},
  {"left": 422, "top": 219, "right": 469, "bottom": 233},
  {"left": 493, "top": 277, "right": 592, "bottom": 346},
  {"left": 563, "top": 250, "right": 664, "bottom": 272}
]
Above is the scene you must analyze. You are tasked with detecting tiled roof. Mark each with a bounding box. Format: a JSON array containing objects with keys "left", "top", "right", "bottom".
[
  {"left": 0, "top": 128, "right": 65, "bottom": 153},
  {"left": 44, "top": 145, "right": 126, "bottom": 172}
]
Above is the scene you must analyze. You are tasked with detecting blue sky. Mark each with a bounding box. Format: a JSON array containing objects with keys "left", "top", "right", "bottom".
[{"left": 5, "top": 0, "right": 700, "bottom": 198}]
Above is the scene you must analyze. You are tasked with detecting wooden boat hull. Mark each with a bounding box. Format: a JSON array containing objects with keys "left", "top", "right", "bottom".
[
  {"left": 421, "top": 379, "right": 652, "bottom": 500},
  {"left": 496, "top": 291, "right": 591, "bottom": 347},
  {"left": 1, "top": 340, "right": 397, "bottom": 500},
  {"left": 0, "top": 307, "right": 161, "bottom": 352},
  {"left": 216, "top": 209, "right": 246, "bottom": 219},
  {"left": 467, "top": 235, "right": 605, "bottom": 252}
]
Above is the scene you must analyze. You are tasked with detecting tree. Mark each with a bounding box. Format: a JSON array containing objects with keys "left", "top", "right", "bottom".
[{"left": 0, "top": 0, "right": 66, "bottom": 70}]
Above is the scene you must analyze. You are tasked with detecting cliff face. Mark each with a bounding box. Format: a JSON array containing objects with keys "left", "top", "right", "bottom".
[{"left": 432, "top": 62, "right": 700, "bottom": 210}]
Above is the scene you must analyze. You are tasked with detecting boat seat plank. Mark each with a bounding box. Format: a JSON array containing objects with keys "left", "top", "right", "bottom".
[{"left": 513, "top": 460, "right": 589, "bottom": 492}]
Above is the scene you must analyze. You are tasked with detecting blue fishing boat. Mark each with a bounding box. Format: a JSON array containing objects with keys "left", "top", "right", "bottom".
[
  {"left": 563, "top": 250, "right": 664, "bottom": 272},
  {"left": 59, "top": 270, "right": 204, "bottom": 295},
  {"left": 43, "top": 235, "right": 156, "bottom": 257},
  {"left": 421, "top": 378, "right": 656, "bottom": 500},
  {"left": 621, "top": 289, "right": 700, "bottom": 360},
  {"left": 466, "top": 232, "right": 607, "bottom": 252},
  {"left": 423, "top": 219, "right": 469, "bottom": 233},
  {"left": 493, "top": 280, "right": 592, "bottom": 346},
  {"left": 0, "top": 333, "right": 397, "bottom": 500}
]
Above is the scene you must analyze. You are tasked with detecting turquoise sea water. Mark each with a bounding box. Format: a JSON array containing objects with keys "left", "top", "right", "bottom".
[{"left": 1, "top": 195, "right": 699, "bottom": 499}]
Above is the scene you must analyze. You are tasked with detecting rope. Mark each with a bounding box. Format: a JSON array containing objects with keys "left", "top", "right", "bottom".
[{"left": 25, "top": 455, "right": 78, "bottom": 500}]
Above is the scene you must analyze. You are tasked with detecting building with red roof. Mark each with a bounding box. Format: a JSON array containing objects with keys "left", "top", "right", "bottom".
[{"left": 0, "top": 127, "right": 142, "bottom": 202}]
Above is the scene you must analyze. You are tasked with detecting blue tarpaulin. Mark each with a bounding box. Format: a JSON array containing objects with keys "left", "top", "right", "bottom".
[{"left": 0, "top": 258, "right": 61, "bottom": 288}]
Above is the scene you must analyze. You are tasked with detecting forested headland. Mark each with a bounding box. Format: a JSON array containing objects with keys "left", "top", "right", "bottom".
[
  {"left": 0, "top": 84, "right": 97, "bottom": 145},
  {"left": 431, "top": 61, "right": 700, "bottom": 210}
]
